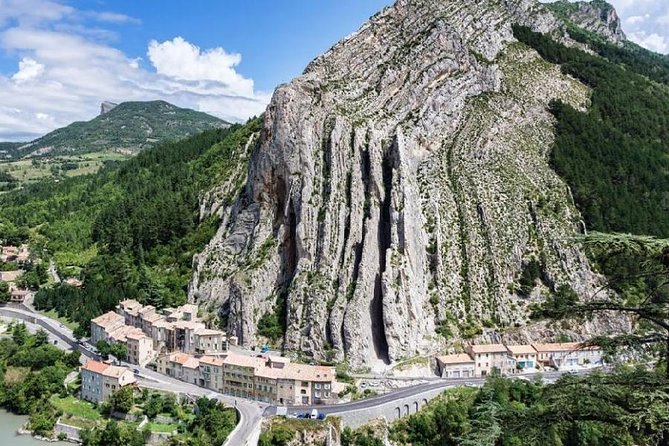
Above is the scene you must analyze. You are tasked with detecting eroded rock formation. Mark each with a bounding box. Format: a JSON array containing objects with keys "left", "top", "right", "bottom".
[{"left": 190, "top": 0, "right": 620, "bottom": 368}]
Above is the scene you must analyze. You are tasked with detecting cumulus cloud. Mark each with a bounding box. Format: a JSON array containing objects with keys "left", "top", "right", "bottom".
[
  {"left": 11, "top": 57, "right": 44, "bottom": 82},
  {"left": 0, "top": 0, "right": 269, "bottom": 140}
]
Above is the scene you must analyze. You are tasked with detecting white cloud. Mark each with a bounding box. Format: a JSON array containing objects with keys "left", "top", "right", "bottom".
[
  {"left": 628, "top": 31, "right": 669, "bottom": 54},
  {"left": 0, "top": 0, "right": 269, "bottom": 140},
  {"left": 625, "top": 15, "right": 647, "bottom": 25},
  {"left": 11, "top": 57, "right": 44, "bottom": 82}
]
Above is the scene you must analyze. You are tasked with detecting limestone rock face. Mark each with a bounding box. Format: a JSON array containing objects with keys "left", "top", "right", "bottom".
[
  {"left": 550, "top": 0, "right": 626, "bottom": 44},
  {"left": 190, "top": 0, "right": 604, "bottom": 368}
]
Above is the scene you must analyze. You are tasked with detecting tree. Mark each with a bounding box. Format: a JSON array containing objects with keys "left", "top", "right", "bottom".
[
  {"left": 73, "top": 326, "right": 86, "bottom": 341},
  {"left": 533, "top": 234, "right": 669, "bottom": 378},
  {"left": 108, "top": 386, "right": 134, "bottom": 414},
  {"left": 0, "top": 281, "right": 9, "bottom": 303},
  {"left": 34, "top": 329, "right": 49, "bottom": 346},
  {"left": 110, "top": 343, "right": 128, "bottom": 361},
  {"left": 12, "top": 322, "right": 28, "bottom": 345},
  {"left": 95, "top": 340, "right": 111, "bottom": 358}
]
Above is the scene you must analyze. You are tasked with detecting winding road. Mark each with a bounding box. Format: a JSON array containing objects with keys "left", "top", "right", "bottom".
[{"left": 0, "top": 303, "right": 599, "bottom": 445}]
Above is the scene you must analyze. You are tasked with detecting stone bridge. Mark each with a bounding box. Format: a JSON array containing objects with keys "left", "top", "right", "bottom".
[{"left": 306, "top": 382, "right": 454, "bottom": 429}]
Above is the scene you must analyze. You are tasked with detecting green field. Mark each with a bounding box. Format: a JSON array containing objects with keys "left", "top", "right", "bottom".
[
  {"left": 41, "top": 309, "right": 80, "bottom": 331},
  {"left": 50, "top": 395, "right": 102, "bottom": 420},
  {"left": 147, "top": 422, "right": 179, "bottom": 433},
  {"left": 0, "top": 151, "right": 129, "bottom": 187}
]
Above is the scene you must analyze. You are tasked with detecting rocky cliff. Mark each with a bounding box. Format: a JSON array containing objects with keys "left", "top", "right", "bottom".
[
  {"left": 546, "top": 0, "right": 626, "bottom": 44},
  {"left": 190, "top": 0, "right": 614, "bottom": 368}
]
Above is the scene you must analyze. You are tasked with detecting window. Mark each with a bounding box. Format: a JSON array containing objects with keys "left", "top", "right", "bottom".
[
  {"left": 315, "top": 383, "right": 322, "bottom": 389},
  {"left": 324, "top": 391, "right": 330, "bottom": 398},
  {"left": 315, "top": 391, "right": 321, "bottom": 398},
  {"left": 324, "top": 383, "right": 330, "bottom": 389}
]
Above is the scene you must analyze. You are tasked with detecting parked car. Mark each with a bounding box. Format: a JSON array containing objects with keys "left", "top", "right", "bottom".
[
  {"left": 310, "top": 409, "right": 318, "bottom": 419},
  {"left": 260, "top": 345, "right": 270, "bottom": 353},
  {"left": 133, "top": 368, "right": 140, "bottom": 375}
]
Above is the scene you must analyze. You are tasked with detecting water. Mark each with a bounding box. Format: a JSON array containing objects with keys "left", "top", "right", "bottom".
[{"left": 0, "top": 411, "right": 69, "bottom": 446}]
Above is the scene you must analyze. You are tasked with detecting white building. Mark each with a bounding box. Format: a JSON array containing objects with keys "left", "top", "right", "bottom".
[{"left": 436, "top": 353, "right": 476, "bottom": 378}]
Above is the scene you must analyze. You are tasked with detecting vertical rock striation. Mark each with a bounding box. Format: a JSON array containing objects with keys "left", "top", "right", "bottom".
[{"left": 191, "top": 0, "right": 606, "bottom": 368}]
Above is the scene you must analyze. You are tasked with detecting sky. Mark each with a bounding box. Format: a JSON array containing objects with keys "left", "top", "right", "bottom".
[{"left": 0, "top": 0, "right": 666, "bottom": 141}]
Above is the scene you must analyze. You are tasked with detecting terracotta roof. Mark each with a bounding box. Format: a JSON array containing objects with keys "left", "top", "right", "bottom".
[
  {"left": 170, "top": 353, "right": 193, "bottom": 365},
  {"left": 173, "top": 320, "right": 205, "bottom": 330},
  {"left": 506, "top": 345, "right": 537, "bottom": 355},
  {"left": 81, "top": 360, "right": 110, "bottom": 374},
  {"left": 531, "top": 342, "right": 583, "bottom": 352},
  {"left": 194, "top": 328, "right": 224, "bottom": 336},
  {"left": 142, "top": 313, "right": 164, "bottom": 323},
  {"left": 102, "top": 365, "right": 135, "bottom": 380},
  {"left": 183, "top": 357, "right": 200, "bottom": 369},
  {"left": 108, "top": 326, "right": 143, "bottom": 343},
  {"left": 437, "top": 353, "right": 475, "bottom": 365},
  {"left": 222, "top": 352, "right": 266, "bottom": 369},
  {"left": 200, "top": 356, "right": 225, "bottom": 367},
  {"left": 125, "top": 331, "right": 151, "bottom": 341},
  {"left": 282, "top": 363, "right": 334, "bottom": 382},
  {"left": 469, "top": 344, "right": 508, "bottom": 354},
  {"left": 91, "top": 311, "right": 124, "bottom": 328}
]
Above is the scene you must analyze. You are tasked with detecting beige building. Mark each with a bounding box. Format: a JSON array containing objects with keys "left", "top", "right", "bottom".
[
  {"left": 199, "top": 356, "right": 225, "bottom": 392},
  {"left": 0, "top": 270, "right": 23, "bottom": 283},
  {"left": 126, "top": 331, "right": 155, "bottom": 366},
  {"left": 467, "top": 344, "right": 513, "bottom": 376},
  {"left": 506, "top": 345, "right": 538, "bottom": 373},
  {"left": 436, "top": 353, "right": 476, "bottom": 378},
  {"left": 80, "top": 360, "right": 136, "bottom": 404},
  {"left": 90, "top": 311, "right": 125, "bottom": 344},
  {"left": 532, "top": 343, "right": 603, "bottom": 370},
  {"left": 194, "top": 328, "right": 227, "bottom": 355}
]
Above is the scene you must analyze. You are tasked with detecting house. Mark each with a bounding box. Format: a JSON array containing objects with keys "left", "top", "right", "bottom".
[
  {"left": 436, "top": 353, "right": 476, "bottom": 378},
  {"left": 0, "top": 270, "right": 23, "bottom": 283},
  {"left": 532, "top": 342, "right": 603, "bottom": 370},
  {"left": 80, "top": 360, "right": 136, "bottom": 404},
  {"left": 506, "top": 345, "right": 538, "bottom": 373},
  {"left": 1, "top": 246, "right": 18, "bottom": 262},
  {"left": 90, "top": 311, "right": 125, "bottom": 344},
  {"left": 125, "top": 331, "right": 155, "bottom": 366},
  {"left": 466, "top": 344, "right": 513, "bottom": 376},
  {"left": 194, "top": 328, "right": 227, "bottom": 355},
  {"left": 9, "top": 286, "right": 31, "bottom": 303},
  {"left": 199, "top": 356, "right": 225, "bottom": 392}
]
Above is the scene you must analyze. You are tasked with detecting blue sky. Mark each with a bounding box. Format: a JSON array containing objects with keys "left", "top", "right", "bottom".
[{"left": 0, "top": 0, "right": 666, "bottom": 140}]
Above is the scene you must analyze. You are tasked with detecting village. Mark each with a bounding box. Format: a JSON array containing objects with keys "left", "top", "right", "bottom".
[
  {"left": 0, "top": 244, "right": 35, "bottom": 303},
  {"left": 1, "top": 243, "right": 607, "bottom": 410}
]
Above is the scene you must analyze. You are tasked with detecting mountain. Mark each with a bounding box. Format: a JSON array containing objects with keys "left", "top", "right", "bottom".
[
  {"left": 546, "top": 0, "right": 626, "bottom": 44},
  {"left": 189, "top": 0, "right": 667, "bottom": 368},
  {"left": 10, "top": 100, "right": 228, "bottom": 159}
]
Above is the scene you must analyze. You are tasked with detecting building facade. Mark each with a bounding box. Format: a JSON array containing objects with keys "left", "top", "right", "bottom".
[
  {"left": 80, "top": 360, "right": 136, "bottom": 404},
  {"left": 437, "top": 354, "right": 476, "bottom": 378}
]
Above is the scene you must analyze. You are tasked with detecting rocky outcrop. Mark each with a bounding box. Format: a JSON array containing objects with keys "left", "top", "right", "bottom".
[
  {"left": 548, "top": 0, "right": 626, "bottom": 44},
  {"left": 190, "top": 0, "right": 607, "bottom": 368},
  {"left": 100, "top": 101, "right": 118, "bottom": 115}
]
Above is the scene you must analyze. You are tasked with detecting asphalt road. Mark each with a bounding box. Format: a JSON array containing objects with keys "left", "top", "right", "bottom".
[{"left": 0, "top": 303, "right": 603, "bottom": 446}]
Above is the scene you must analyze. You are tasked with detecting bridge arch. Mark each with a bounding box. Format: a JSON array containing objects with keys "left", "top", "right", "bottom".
[
  {"left": 403, "top": 404, "right": 409, "bottom": 417},
  {"left": 395, "top": 407, "right": 401, "bottom": 419},
  {"left": 413, "top": 401, "right": 419, "bottom": 413},
  {"left": 421, "top": 398, "right": 428, "bottom": 407}
]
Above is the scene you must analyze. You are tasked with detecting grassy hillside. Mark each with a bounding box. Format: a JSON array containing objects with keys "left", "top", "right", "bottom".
[
  {"left": 9, "top": 100, "right": 228, "bottom": 159},
  {"left": 0, "top": 117, "right": 262, "bottom": 331}
]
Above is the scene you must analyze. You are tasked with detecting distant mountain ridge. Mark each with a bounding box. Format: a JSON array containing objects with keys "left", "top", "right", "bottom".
[{"left": 6, "top": 100, "right": 228, "bottom": 159}]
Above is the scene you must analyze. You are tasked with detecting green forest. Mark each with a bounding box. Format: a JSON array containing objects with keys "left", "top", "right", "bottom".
[
  {"left": 0, "top": 117, "right": 262, "bottom": 333},
  {"left": 513, "top": 25, "right": 669, "bottom": 238}
]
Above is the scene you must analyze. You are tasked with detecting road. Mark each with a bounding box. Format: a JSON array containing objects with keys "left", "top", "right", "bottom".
[
  {"left": 0, "top": 303, "right": 603, "bottom": 446},
  {"left": 0, "top": 304, "right": 262, "bottom": 446}
]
